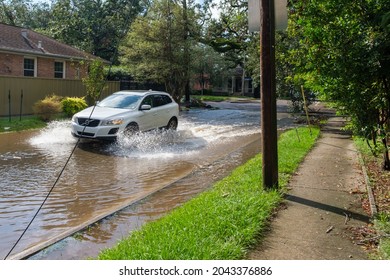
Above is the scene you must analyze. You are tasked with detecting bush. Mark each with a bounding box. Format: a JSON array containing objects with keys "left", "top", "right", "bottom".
[
  {"left": 33, "top": 95, "right": 62, "bottom": 121},
  {"left": 289, "top": 88, "right": 316, "bottom": 113},
  {"left": 61, "top": 97, "right": 88, "bottom": 117}
]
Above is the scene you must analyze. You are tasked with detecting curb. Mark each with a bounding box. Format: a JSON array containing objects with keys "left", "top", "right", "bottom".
[{"left": 357, "top": 150, "right": 378, "bottom": 217}]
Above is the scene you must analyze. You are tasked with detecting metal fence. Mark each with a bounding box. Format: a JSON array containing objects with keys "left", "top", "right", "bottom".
[{"left": 0, "top": 76, "right": 120, "bottom": 117}]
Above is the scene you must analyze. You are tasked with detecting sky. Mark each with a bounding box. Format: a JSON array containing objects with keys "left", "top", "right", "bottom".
[{"left": 205, "top": 0, "right": 222, "bottom": 19}]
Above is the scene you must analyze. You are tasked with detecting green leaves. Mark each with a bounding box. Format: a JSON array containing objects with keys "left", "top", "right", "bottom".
[
  {"left": 289, "top": 0, "right": 390, "bottom": 168},
  {"left": 48, "top": 0, "right": 143, "bottom": 62},
  {"left": 205, "top": 0, "right": 250, "bottom": 65},
  {"left": 120, "top": 0, "right": 198, "bottom": 102},
  {"left": 81, "top": 59, "right": 107, "bottom": 105}
]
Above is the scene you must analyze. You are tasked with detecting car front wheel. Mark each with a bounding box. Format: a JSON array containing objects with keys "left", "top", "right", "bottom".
[
  {"left": 124, "top": 123, "right": 139, "bottom": 137},
  {"left": 166, "top": 118, "right": 178, "bottom": 130}
]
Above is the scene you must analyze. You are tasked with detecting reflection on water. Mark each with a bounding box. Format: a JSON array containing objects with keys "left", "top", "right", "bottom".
[{"left": 0, "top": 107, "right": 269, "bottom": 259}]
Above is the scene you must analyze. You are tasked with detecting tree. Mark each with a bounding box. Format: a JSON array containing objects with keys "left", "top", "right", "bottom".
[
  {"left": 0, "top": 0, "right": 51, "bottom": 29},
  {"left": 82, "top": 59, "right": 107, "bottom": 105},
  {"left": 191, "top": 43, "right": 235, "bottom": 94},
  {"left": 119, "top": 0, "right": 199, "bottom": 103},
  {"left": 1, "top": 0, "right": 30, "bottom": 26},
  {"left": 289, "top": 0, "right": 390, "bottom": 169},
  {"left": 0, "top": 0, "right": 51, "bottom": 33},
  {"left": 205, "top": 0, "right": 250, "bottom": 65},
  {"left": 205, "top": 0, "right": 261, "bottom": 96},
  {"left": 48, "top": 0, "right": 143, "bottom": 63}
]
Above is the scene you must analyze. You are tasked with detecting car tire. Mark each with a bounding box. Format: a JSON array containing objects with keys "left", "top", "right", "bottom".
[
  {"left": 166, "top": 118, "right": 178, "bottom": 130},
  {"left": 124, "top": 123, "right": 139, "bottom": 137}
]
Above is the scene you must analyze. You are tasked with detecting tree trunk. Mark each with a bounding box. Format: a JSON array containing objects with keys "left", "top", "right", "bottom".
[{"left": 383, "top": 137, "right": 390, "bottom": 170}]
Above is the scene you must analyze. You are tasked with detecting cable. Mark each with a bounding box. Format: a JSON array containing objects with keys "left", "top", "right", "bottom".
[
  {"left": 5, "top": 76, "right": 100, "bottom": 260},
  {"left": 4, "top": 1, "right": 138, "bottom": 260},
  {"left": 4, "top": 137, "right": 82, "bottom": 260}
]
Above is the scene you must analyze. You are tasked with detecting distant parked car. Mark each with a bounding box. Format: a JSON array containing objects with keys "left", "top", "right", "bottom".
[{"left": 71, "top": 90, "right": 179, "bottom": 141}]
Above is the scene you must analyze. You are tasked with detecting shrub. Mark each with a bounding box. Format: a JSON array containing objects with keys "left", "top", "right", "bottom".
[
  {"left": 61, "top": 97, "right": 88, "bottom": 117},
  {"left": 33, "top": 95, "right": 62, "bottom": 121}
]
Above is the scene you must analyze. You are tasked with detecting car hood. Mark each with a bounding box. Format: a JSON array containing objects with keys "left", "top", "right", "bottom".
[{"left": 75, "top": 106, "right": 134, "bottom": 120}]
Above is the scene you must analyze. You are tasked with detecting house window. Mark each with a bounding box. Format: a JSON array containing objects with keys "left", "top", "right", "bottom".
[
  {"left": 24, "top": 58, "right": 35, "bottom": 77},
  {"left": 54, "top": 61, "right": 64, "bottom": 78}
]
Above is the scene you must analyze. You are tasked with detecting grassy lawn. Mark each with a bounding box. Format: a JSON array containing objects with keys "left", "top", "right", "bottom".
[
  {"left": 98, "top": 126, "right": 319, "bottom": 260},
  {"left": 192, "top": 95, "right": 255, "bottom": 102},
  {"left": 0, "top": 116, "right": 47, "bottom": 133}
]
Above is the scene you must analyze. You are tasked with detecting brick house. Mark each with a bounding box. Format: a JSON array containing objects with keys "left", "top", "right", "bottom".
[
  {"left": 0, "top": 23, "right": 105, "bottom": 79},
  {"left": 0, "top": 23, "right": 118, "bottom": 117}
]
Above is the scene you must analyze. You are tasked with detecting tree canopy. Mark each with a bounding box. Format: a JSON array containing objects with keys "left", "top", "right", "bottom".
[
  {"left": 119, "top": 0, "right": 199, "bottom": 102},
  {"left": 48, "top": 0, "right": 143, "bottom": 62},
  {"left": 0, "top": 0, "right": 52, "bottom": 29},
  {"left": 289, "top": 0, "right": 390, "bottom": 169},
  {"left": 205, "top": 0, "right": 251, "bottom": 66},
  {"left": 1, "top": 0, "right": 144, "bottom": 63}
]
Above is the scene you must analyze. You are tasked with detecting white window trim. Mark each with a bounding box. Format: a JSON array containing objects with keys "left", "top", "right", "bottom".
[
  {"left": 54, "top": 60, "right": 66, "bottom": 79},
  {"left": 24, "top": 57, "right": 37, "bottom": 77}
]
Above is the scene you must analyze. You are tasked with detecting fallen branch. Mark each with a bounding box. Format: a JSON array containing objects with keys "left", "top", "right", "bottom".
[{"left": 326, "top": 226, "right": 334, "bottom": 233}]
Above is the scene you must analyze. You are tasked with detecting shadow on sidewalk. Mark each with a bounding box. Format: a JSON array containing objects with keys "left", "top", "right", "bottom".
[{"left": 285, "top": 194, "right": 370, "bottom": 223}]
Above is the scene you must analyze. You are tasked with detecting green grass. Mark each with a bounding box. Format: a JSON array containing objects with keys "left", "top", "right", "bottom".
[
  {"left": 193, "top": 95, "right": 230, "bottom": 102},
  {"left": 193, "top": 95, "right": 255, "bottom": 102},
  {"left": 375, "top": 213, "right": 390, "bottom": 259},
  {"left": 98, "top": 127, "right": 320, "bottom": 260},
  {"left": 379, "top": 240, "right": 390, "bottom": 259},
  {"left": 0, "top": 116, "right": 47, "bottom": 133},
  {"left": 354, "top": 136, "right": 388, "bottom": 167}
]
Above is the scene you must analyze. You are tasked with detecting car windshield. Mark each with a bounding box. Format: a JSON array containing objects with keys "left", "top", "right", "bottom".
[{"left": 98, "top": 94, "right": 141, "bottom": 109}]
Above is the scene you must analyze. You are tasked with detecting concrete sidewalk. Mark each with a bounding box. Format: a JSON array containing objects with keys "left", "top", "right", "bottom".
[{"left": 248, "top": 117, "right": 370, "bottom": 259}]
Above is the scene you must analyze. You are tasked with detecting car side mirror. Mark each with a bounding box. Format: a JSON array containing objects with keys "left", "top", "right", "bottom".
[{"left": 140, "top": 104, "right": 152, "bottom": 110}]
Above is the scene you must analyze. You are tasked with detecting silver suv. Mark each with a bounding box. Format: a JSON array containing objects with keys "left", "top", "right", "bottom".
[{"left": 71, "top": 90, "right": 179, "bottom": 140}]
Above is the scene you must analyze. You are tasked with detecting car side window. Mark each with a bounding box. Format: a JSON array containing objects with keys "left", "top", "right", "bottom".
[
  {"left": 140, "top": 96, "right": 153, "bottom": 107},
  {"left": 153, "top": 95, "right": 164, "bottom": 107},
  {"left": 153, "top": 95, "right": 172, "bottom": 107},
  {"left": 162, "top": 95, "right": 173, "bottom": 104}
]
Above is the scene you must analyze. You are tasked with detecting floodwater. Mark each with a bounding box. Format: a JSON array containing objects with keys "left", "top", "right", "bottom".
[{"left": 0, "top": 100, "right": 295, "bottom": 260}]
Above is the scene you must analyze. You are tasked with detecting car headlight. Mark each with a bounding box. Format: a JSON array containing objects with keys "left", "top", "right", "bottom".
[
  {"left": 72, "top": 115, "right": 77, "bottom": 123},
  {"left": 102, "top": 118, "right": 124, "bottom": 126}
]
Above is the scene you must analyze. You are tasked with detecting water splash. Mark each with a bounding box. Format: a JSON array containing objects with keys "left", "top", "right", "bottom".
[
  {"left": 28, "top": 120, "right": 76, "bottom": 158},
  {"left": 29, "top": 120, "right": 76, "bottom": 146},
  {"left": 108, "top": 116, "right": 258, "bottom": 158},
  {"left": 112, "top": 128, "right": 205, "bottom": 158},
  {"left": 25, "top": 112, "right": 258, "bottom": 159}
]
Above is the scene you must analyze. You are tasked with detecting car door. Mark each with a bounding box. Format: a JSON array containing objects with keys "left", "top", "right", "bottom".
[
  {"left": 150, "top": 94, "right": 169, "bottom": 128},
  {"left": 137, "top": 95, "right": 156, "bottom": 131}
]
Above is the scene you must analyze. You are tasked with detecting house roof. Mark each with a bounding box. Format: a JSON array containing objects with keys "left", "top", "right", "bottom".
[{"left": 0, "top": 23, "right": 106, "bottom": 62}]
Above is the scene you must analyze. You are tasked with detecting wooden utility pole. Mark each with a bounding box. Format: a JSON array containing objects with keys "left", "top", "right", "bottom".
[{"left": 260, "top": 0, "right": 278, "bottom": 189}]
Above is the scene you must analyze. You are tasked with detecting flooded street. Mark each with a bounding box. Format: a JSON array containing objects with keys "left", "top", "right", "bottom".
[{"left": 0, "top": 100, "right": 295, "bottom": 259}]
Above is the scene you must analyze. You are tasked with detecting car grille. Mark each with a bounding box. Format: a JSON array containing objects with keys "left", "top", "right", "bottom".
[
  {"left": 77, "top": 131, "right": 95, "bottom": 137},
  {"left": 77, "top": 118, "right": 100, "bottom": 127}
]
